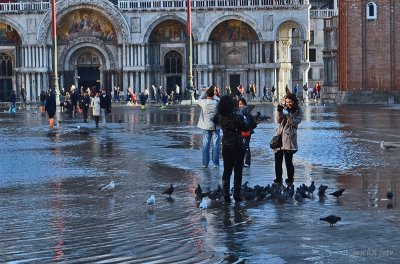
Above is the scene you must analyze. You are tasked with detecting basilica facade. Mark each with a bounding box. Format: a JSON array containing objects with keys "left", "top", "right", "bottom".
[{"left": 0, "top": 0, "right": 311, "bottom": 102}]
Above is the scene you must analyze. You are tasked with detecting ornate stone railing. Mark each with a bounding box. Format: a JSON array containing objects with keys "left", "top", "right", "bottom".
[
  {"left": 310, "top": 9, "right": 338, "bottom": 18},
  {"left": 0, "top": 0, "right": 309, "bottom": 13},
  {"left": 0, "top": 1, "right": 50, "bottom": 13},
  {"left": 117, "top": 0, "right": 309, "bottom": 10}
]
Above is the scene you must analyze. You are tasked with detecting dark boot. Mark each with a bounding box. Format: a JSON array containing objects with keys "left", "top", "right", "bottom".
[
  {"left": 233, "top": 181, "right": 242, "bottom": 202},
  {"left": 222, "top": 180, "right": 231, "bottom": 203}
]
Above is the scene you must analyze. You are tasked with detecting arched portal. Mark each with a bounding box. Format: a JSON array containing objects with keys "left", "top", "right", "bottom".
[
  {"left": 76, "top": 52, "right": 101, "bottom": 91},
  {"left": 149, "top": 19, "right": 187, "bottom": 93},
  {"left": 208, "top": 19, "right": 259, "bottom": 92}
]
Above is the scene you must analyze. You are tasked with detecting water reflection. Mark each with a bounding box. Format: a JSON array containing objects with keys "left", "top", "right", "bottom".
[{"left": 0, "top": 104, "right": 399, "bottom": 262}]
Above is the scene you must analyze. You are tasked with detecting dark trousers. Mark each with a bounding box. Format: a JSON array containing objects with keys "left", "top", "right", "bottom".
[
  {"left": 93, "top": 116, "right": 100, "bottom": 127},
  {"left": 243, "top": 136, "right": 251, "bottom": 166},
  {"left": 222, "top": 144, "right": 245, "bottom": 197},
  {"left": 82, "top": 108, "right": 88, "bottom": 122},
  {"left": 274, "top": 150, "right": 294, "bottom": 184}
]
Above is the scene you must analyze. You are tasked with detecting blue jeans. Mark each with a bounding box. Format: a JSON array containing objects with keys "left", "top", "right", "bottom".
[{"left": 202, "top": 129, "right": 220, "bottom": 167}]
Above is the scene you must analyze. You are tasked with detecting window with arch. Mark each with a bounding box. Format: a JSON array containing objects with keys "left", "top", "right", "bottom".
[
  {"left": 0, "top": 53, "right": 13, "bottom": 77},
  {"left": 367, "top": 2, "right": 377, "bottom": 20},
  {"left": 164, "top": 51, "right": 182, "bottom": 74}
]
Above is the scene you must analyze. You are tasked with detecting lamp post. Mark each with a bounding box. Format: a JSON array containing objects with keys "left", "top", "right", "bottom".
[
  {"left": 187, "top": 0, "right": 194, "bottom": 104},
  {"left": 51, "top": 0, "right": 60, "bottom": 105}
]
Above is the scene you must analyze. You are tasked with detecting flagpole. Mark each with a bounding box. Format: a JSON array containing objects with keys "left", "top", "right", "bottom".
[
  {"left": 187, "top": 0, "right": 194, "bottom": 104},
  {"left": 51, "top": 0, "right": 59, "bottom": 105}
]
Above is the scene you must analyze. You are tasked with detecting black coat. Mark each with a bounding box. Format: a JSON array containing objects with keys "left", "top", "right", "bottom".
[
  {"left": 99, "top": 94, "right": 111, "bottom": 111},
  {"left": 45, "top": 94, "right": 57, "bottom": 116}
]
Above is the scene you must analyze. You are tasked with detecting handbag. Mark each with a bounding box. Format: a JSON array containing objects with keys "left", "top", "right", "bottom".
[
  {"left": 270, "top": 126, "right": 283, "bottom": 149},
  {"left": 270, "top": 134, "right": 282, "bottom": 149}
]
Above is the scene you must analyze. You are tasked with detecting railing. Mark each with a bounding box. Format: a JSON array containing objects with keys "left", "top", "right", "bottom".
[
  {"left": 118, "top": 0, "right": 309, "bottom": 10},
  {"left": 0, "top": 0, "right": 309, "bottom": 13},
  {"left": 310, "top": 9, "right": 338, "bottom": 18},
  {"left": 0, "top": 1, "right": 50, "bottom": 13}
]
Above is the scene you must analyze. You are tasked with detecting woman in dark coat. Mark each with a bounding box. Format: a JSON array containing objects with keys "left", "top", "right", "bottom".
[
  {"left": 214, "top": 95, "right": 257, "bottom": 202},
  {"left": 45, "top": 90, "right": 57, "bottom": 128}
]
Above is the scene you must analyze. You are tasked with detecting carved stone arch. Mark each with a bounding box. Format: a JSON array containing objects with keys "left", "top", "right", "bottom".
[
  {"left": 143, "top": 15, "right": 200, "bottom": 43},
  {"left": 37, "top": 0, "right": 129, "bottom": 44},
  {"left": 58, "top": 38, "right": 116, "bottom": 71},
  {"left": 204, "top": 15, "right": 262, "bottom": 41},
  {"left": 0, "top": 18, "right": 27, "bottom": 44},
  {"left": 276, "top": 20, "right": 306, "bottom": 40}
]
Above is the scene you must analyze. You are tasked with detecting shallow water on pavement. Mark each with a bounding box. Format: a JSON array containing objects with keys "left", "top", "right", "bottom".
[{"left": 0, "top": 104, "right": 399, "bottom": 263}]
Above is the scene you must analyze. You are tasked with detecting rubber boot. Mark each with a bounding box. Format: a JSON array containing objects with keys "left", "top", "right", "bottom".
[
  {"left": 222, "top": 180, "right": 231, "bottom": 203},
  {"left": 233, "top": 180, "right": 242, "bottom": 202}
]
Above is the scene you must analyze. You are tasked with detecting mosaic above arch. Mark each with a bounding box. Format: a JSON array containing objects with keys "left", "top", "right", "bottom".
[
  {"left": 149, "top": 20, "right": 187, "bottom": 43},
  {"left": 0, "top": 23, "right": 21, "bottom": 45},
  {"left": 209, "top": 20, "right": 258, "bottom": 42},
  {"left": 57, "top": 9, "right": 117, "bottom": 44}
]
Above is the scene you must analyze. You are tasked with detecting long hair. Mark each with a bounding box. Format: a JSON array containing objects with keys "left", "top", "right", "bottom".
[
  {"left": 285, "top": 93, "right": 300, "bottom": 112},
  {"left": 217, "top": 95, "right": 235, "bottom": 117}
]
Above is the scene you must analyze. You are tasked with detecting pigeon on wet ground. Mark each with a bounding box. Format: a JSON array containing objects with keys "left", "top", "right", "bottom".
[
  {"left": 162, "top": 184, "right": 174, "bottom": 197},
  {"left": 386, "top": 191, "right": 393, "bottom": 200},
  {"left": 318, "top": 184, "right": 328, "bottom": 197},
  {"left": 320, "top": 215, "right": 342, "bottom": 226},
  {"left": 99, "top": 180, "right": 115, "bottom": 195},
  {"left": 380, "top": 141, "right": 396, "bottom": 150},
  {"left": 329, "top": 188, "right": 345, "bottom": 199}
]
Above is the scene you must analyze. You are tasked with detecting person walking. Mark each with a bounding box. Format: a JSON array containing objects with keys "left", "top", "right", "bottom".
[
  {"left": 272, "top": 93, "right": 302, "bottom": 186},
  {"left": 197, "top": 86, "right": 220, "bottom": 168},
  {"left": 20, "top": 87, "right": 26, "bottom": 105},
  {"left": 39, "top": 91, "right": 46, "bottom": 113},
  {"left": 91, "top": 91, "right": 101, "bottom": 128},
  {"left": 70, "top": 85, "right": 79, "bottom": 117},
  {"left": 44, "top": 90, "right": 57, "bottom": 129},
  {"left": 238, "top": 98, "right": 256, "bottom": 167},
  {"left": 80, "top": 90, "right": 91, "bottom": 123},
  {"left": 99, "top": 88, "right": 111, "bottom": 127},
  {"left": 175, "top": 84, "right": 181, "bottom": 104},
  {"left": 214, "top": 95, "right": 257, "bottom": 202},
  {"left": 9, "top": 90, "right": 16, "bottom": 113}
]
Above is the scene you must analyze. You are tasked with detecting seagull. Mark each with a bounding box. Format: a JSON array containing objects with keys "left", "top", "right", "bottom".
[
  {"left": 99, "top": 180, "right": 115, "bottom": 195},
  {"left": 199, "top": 197, "right": 211, "bottom": 213},
  {"left": 146, "top": 195, "right": 156, "bottom": 210},
  {"left": 329, "top": 188, "right": 345, "bottom": 199},
  {"left": 320, "top": 215, "right": 342, "bottom": 226},
  {"left": 380, "top": 141, "right": 396, "bottom": 150},
  {"left": 162, "top": 184, "right": 174, "bottom": 197},
  {"left": 386, "top": 191, "right": 394, "bottom": 200}
]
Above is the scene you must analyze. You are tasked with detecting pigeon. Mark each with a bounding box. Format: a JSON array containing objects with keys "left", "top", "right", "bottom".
[
  {"left": 308, "top": 181, "right": 316, "bottom": 195},
  {"left": 99, "top": 180, "right": 115, "bottom": 195},
  {"left": 162, "top": 184, "right": 174, "bottom": 197},
  {"left": 318, "top": 184, "right": 328, "bottom": 197},
  {"left": 380, "top": 141, "right": 396, "bottom": 150},
  {"left": 320, "top": 215, "right": 342, "bottom": 226},
  {"left": 146, "top": 195, "right": 156, "bottom": 209},
  {"left": 329, "top": 188, "right": 345, "bottom": 199},
  {"left": 386, "top": 191, "right": 393, "bottom": 200}
]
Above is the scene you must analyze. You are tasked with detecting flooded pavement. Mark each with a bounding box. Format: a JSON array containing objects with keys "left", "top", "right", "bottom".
[{"left": 0, "top": 103, "right": 399, "bottom": 263}]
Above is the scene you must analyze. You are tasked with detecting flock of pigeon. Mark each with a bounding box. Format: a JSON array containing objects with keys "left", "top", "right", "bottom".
[{"left": 98, "top": 179, "right": 395, "bottom": 226}]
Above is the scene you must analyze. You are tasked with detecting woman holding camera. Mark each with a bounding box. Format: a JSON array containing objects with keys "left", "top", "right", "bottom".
[{"left": 273, "top": 93, "right": 302, "bottom": 186}]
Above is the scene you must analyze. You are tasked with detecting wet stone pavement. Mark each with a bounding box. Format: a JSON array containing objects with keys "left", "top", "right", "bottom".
[{"left": 0, "top": 103, "right": 399, "bottom": 263}]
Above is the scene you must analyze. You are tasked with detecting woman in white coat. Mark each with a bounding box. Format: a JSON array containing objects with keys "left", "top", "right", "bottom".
[{"left": 91, "top": 91, "right": 101, "bottom": 128}]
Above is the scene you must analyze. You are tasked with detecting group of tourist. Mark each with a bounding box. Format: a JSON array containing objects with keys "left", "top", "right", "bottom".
[{"left": 197, "top": 85, "right": 302, "bottom": 203}]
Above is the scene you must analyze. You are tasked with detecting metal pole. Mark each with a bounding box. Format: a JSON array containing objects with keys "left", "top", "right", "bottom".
[
  {"left": 51, "top": 0, "right": 60, "bottom": 106},
  {"left": 187, "top": 0, "right": 194, "bottom": 104}
]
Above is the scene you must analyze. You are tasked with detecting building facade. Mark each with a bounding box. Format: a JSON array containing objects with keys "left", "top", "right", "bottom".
[
  {"left": 0, "top": 0, "right": 311, "bottom": 102},
  {"left": 337, "top": 0, "right": 400, "bottom": 103}
]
